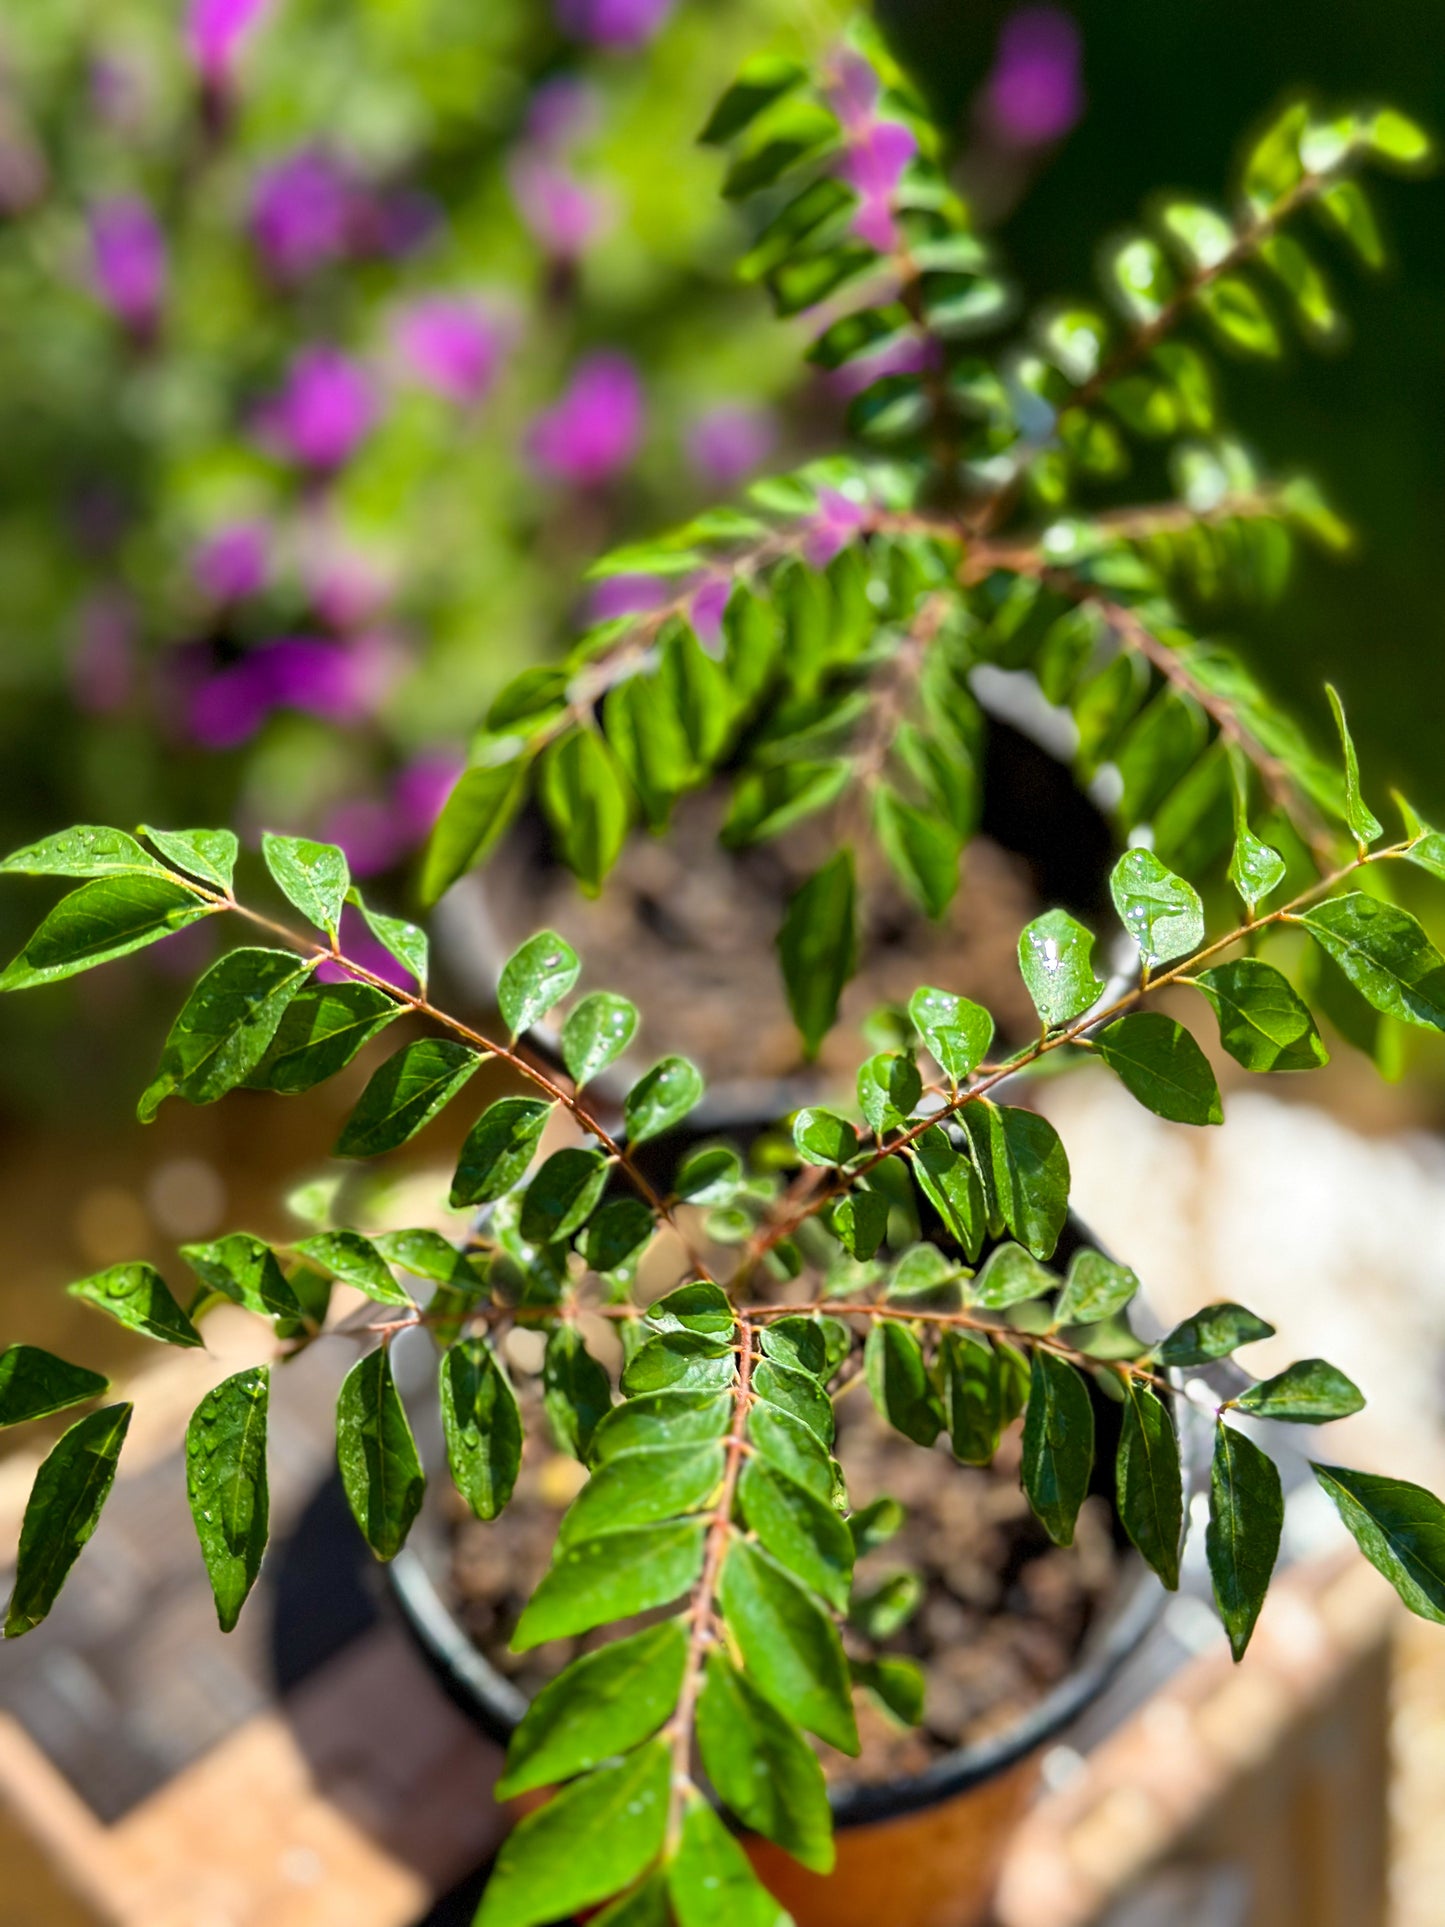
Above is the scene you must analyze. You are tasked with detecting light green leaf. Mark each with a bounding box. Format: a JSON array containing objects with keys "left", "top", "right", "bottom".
[
  {"left": 758, "top": 1317, "right": 830, "bottom": 1381},
  {"left": 543, "top": 1324, "right": 614, "bottom": 1461},
  {"left": 1093, "top": 1012, "right": 1224, "bottom": 1125},
  {"left": 792, "top": 1107, "right": 859, "bottom": 1167},
  {"left": 260, "top": 833, "right": 349, "bottom": 940},
  {"left": 1055, "top": 1249, "right": 1139, "bottom": 1327},
  {"left": 753, "top": 1359, "right": 834, "bottom": 1448},
  {"left": 624, "top": 1057, "right": 705, "bottom": 1145},
  {"left": 0, "top": 1347, "right": 108, "bottom": 1429},
  {"left": 1233, "top": 1358, "right": 1364, "bottom": 1423},
  {"left": 973, "top": 1242, "right": 1055, "bottom": 1311},
  {"left": 4, "top": 1404, "right": 132, "bottom": 1636},
  {"left": 1018, "top": 909, "right": 1105, "bottom": 1029},
  {"left": 887, "top": 1243, "right": 960, "bottom": 1306},
  {"left": 1, "top": 826, "right": 164, "bottom": 879},
  {"left": 499, "top": 931, "right": 581, "bottom": 1037},
  {"left": 1116, "top": 1380, "right": 1182, "bottom": 1589},
  {"left": 622, "top": 1332, "right": 735, "bottom": 1396},
  {"left": 1021, "top": 1350, "right": 1094, "bottom": 1547},
  {"left": 180, "top": 1234, "right": 300, "bottom": 1320},
  {"left": 1325, "top": 684, "right": 1383, "bottom": 847},
  {"left": 908, "top": 986, "right": 993, "bottom": 1083},
  {"left": 1299, "top": 895, "right": 1445, "bottom": 1031},
  {"left": 348, "top": 890, "right": 428, "bottom": 991},
  {"left": 1195, "top": 960, "right": 1328, "bottom": 1072},
  {"left": 851, "top": 1655, "right": 926, "bottom": 1726},
  {"left": 1208, "top": 1421, "right": 1283, "bottom": 1659},
  {"left": 295, "top": 1230, "right": 411, "bottom": 1306},
  {"left": 246, "top": 981, "right": 401, "bottom": 1094},
  {"left": 748, "top": 1402, "right": 836, "bottom": 1505},
  {"left": 420, "top": 757, "right": 529, "bottom": 906},
  {"left": 520, "top": 1147, "right": 610, "bottom": 1245},
  {"left": 335, "top": 1348, "right": 425, "bottom": 1561},
  {"left": 497, "top": 1622, "right": 688, "bottom": 1798},
  {"left": 724, "top": 759, "right": 852, "bottom": 848},
  {"left": 1365, "top": 107, "right": 1433, "bottom": 166},
  {"left": 559, "top": 1443, "right": 724, "bottom": 1546},
  {"left": 675, "top": 1145, "right": 743, "bottom": 1206},
  {"left": 186, "top": 1366, "right": 269, "bottom": 1632},
  {"left": 697, "top": 1648, "right": 833, "bottom": 1873},
  {"left": 68, "top": 1261, "right": 202, "bottom": 1348},
  {"left": 563, "top": 992, "right": 639, "bottom": 1088},
  {"left": 0, "top": 874, "right": 213, "bottom": 990},
  {"left": 1225, "top": 761, "right": 1286, "bottom": 912},
  {"left": 477, "top": 1742, "right": 671, "bottom": 1927},
  {"left": 1109, "top": 849, "right": 1205, "bottom": 969},
  {"left": 1157, "top": 1302, "right": 1275, "bottom": 1367},
  {"left": 668, "top": 1795, "right": 792, "bottom": 1927},
  {"left": 699, "top": 51, "right": 807, "bottom": 144},
  {"left": 864, "top": 1321, "right": 941, "bottom": 1446},
  {"left": 334, "top": 1039, "right": 482, "bottom": 1157},
  {"left": 1195, "top": 275, "right": 1281, "bottom": 357},
  {"left": 738, "top": 1456, "right": 853, "bottom": 1610},
  {"left": 450, "top": 1098, "right": 552, "bottom": 1207},
  {"left": 591, "top": 1391, "right": 730, "bottom": 1464},
  {"left": 874, "top": 786, "right": 960, "bottom": 919},
  {"left": 1157, "top": 197, "right": 1235, "bottom": 269},
  {"left": 141, "top": 826, "right": 238, "bottom": 891},
  {"left": 719, "top": 1537, "right": 858, "bottom": 1754},
  {"left": 140, "top": 947, "right": 317, "bottom": 1118},
  {"left": 848, "top": 1496, "right": 903, "bottom": 1556},
  {"left": 513, "top": 1522, "right": 707, "bottom": 1651},
  {"left": 540, "top": 729, "right": 632, "bottom": 895},
  {"left": 778, "top": 850, "right": 856, "bottom": 1060},
  {"left": 1315, "top": 177, "right": 1384, "bottom": 269},
  {"left": 849, "top": 1570, "right": 924, "bottom": 1640},
  {"left": 1311, "top": 1464, "right": 1445, "bottom": 1625},
  {"left": 440, "top": 1340, "right": 521, "bottom": 1522}
]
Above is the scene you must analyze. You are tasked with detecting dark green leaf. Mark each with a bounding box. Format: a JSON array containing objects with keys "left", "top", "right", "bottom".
[
  {"left": 753, "top": 1359, "right": 834, "bottom": 1447},
  {"left": 140, "top": 947, "right": 316, "bottom": 1119},
  {"left": 1055, "top": 1249, "right": 1139, "bottom": 1327},
  {"left": 0, "top": 1346, "right": 108, "bottom": 1429},
  {"left": 675, "top": 1145, "right": 743, "bottom": 1206},
  {"left": 624, "top": 1057, "right": 705, "bottom": 1145},
  {"left": 1311, "top": 1464, "right": 1445, "bottom": 1625},
  {"left": 543, "top": 1324, "right": 614, "bottom": 1460},
  {"left": 335, "top": 1039, "right": 482, "bottom": 1158},
  {"left": 539, "top": 729, "right": 632, "bottom": 894},
  {"left": 180, "top": 1234, "right": 299, "bottom": 1320},
  {"left": 0, "top": 874, "right": 212, "bottom": 990},
  {"left": 758, "top": 1316, "right": 829, "bottom": 1380},
  {"left": 4, "top": 1404, "right": 132, "bottom": 1636},
  {"left": 246, "top": 981, "right": 401, "bottom": 1094},
  {"left": 973, "top": 1242, "right": 1055, "bottom": 1311},
  {"left": 699, "top": 52, "right": 807, "bottom": 145},
  {"left": 908, "top": 985, "right": 993, "bottom": 1083},
  {"left": 68, "top": 1261, "right": 202, "bottom": 1348},
  {"left": 719, "top": 1537, "right": 858, "bottom": 1754},
  {"left": 349, "top": 890, "right": 428, "bottom": 991},
  {"left": 497, "top": 1622, "right": 688, "bottom": 1798},
  {"left": 1326, "top": 684, "right": 1383, "bottom": 847},
  {"left": 261, "top": 832, "right": 349, "bottom": 938},
  {"left": 910, "top": 1126, "right": 987, "bottom": 1261},
  {"left": 186, "top": 1366, "right": 269, "bottom": 1632},
  {"left": 499, "top": 931, "right": 581, "bottom": 1037},
  {"left": 874, "top": 786, "right": 960, "bottom": 918},
  {"left": 1021, "top": 1350, "right": 1095, "bottom": 1546},
  {"left": 1093, "top": 1012, "right": 1223, "bottom": 1126},
  {"left": 1, "top": 826, "right": 164, "bottom": 879},
  {"left": 512, "top": 1522, "right": 707, "bottom": 1650},
  {"left": 591, "top": 1391, "right": 730, "bottom": 1465},
  {"left": 622, "top": 1331, "right": 735, "bottom": 1396},
  {"left": 476, "top": 1742, "right": 670, "bottom": 1927},
  {"left": 648, "top": 1283, "right": 736, "bottom": 1340},
  {"left": 1116, "top": 1380, "right": 1182, "bottom": 1589},
  {"left": 335, "top": 1348, "right": 425, "bottom": 1561},
  {"left": 1233, "top": 1358, "right": 1364, "bottom": 1423},
  {"left": 521, "top": 1147, "right": 610, "bottom": 1245},
  {"left": 856, "top": 1052, "right": 922, "bottom": 1135},
  {"left": 668, "top": 1795, "right": 791, "bottom": 1927},
  {"left": 750, "top": 1402, "right": 838, "bottom": 1505},
  {"left": 1157, "top": 1302, "right": 1275, "bottom": 1367},
  {"left": 697, "top": 1647, "right": 832, "bottom": 1873},
  {"left": 722, "top": 105, "right": 840, "bottom": 201},
  {"left": 140, "top": 826, "right": 238, "bottom": 891},
  {"left": 450, "top": 1098, "right": 552, "bottom": 1207},
  {"left": 1018, "top": 909, "right": 1105, "bottom": 1029},
  {"left": 1208, "top": 1421, "right": 1283, "bottom": 1658},
  {"left": 585, "top": 1199, "right": 655, "bottom": 1277},
  {"left": 828, "top": 1188, "right": 889, "bottom": 1261},
  {"left": 778, "top": 850, "right": 856, "bottom": 1060},
  {"left": 792, "top": 1107, "right": 859, "bottom": 1167},
  {"left": 851, "top": 1655, "right": 926, "bottom": 1726},
  {"left": 982, "top": 1104, "right": 1071, "bottom": 1260},
  {"left": 738, "top": 1456, "right": 853, "bottom": 1610},
  {"left": 291, "top": 1230, "right": 409, "bottom": 1306},
  {"left": 1109, "top": 849, "right": 1205, "bottom": 968},
  {"left": 864, "top": 1321, "right": 941, "bottom": 1445},
  {"left": 938, "top": 1331, "right": 1007, "bottom": 1464},
  {"left": 1299, "top": 895, "right": 1445, "bottom": 1032},
  {"left": 560, "top": 1443, "right": 725, "bottom": 1545},
  {"left": 420, "top": 757, "right": 529, "bottom": 905},
  {"left": 563, "top": 992, "right": 639, "bottom": 1088},
  {"left": 1195, "top": 960, "right": 1328, "bottom": 1072},
  {"left": 441, "top": 1340, "right": 522, "bottom": 1521}
]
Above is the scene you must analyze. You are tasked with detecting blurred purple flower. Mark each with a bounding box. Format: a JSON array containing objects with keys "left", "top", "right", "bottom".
[
  {"left": 89, "top": 197, "right": 166, "bottom": 335},
  {"left": 393, "top": 297, "right": 506, "bottom": 406},
  {"left": 688, "top": 575, "right": 731, "bottom": 648},
  {"left": 306, "top": 543, "right": 391, "bottom": 631},
  {"left": 70, "top": 592, "right": 135, "bottom": 714},
  {"left": 529, "top": 353, "right": 643, "bottom": 487},
  {"left": 322, "top": 754, "right": 461, "bottom": 880},
  {"left": 510, "top": 153, "right": 610, "bottom": 259},
  {"left": 90, "top": 54, "right": 152, "bottom": 131},
  {"left": 839, "top": 118, "right": 918, "bottom": 252},
  {"left": 356, "top": 187, "right": 440, "bottom": 259},
  {"left": 587, "top": 573, "right": 669, "bottom": 623},
  {"left": 984, "top": 7, "right": 1084, "bottom": 148},
  {"left": 686, "top": 405, "right": 776, "bottom": 489},
  {"left": 396, "top": 753, "right": 464, "bottom": 836},
  {"left": 803, "top": 488, "right": 871, "bottom": 570},
  {"left": 186, "top": 634, "right": 393, "bottom": 747},
  {"left": 186, "top": 0, "right": 270, "bottom": 87},
  {"left": 250, "top": 149, "right": 353, "bottom": 280},
  {"left": 830, "top": 50, "right": 880, "bottom": 130},
  {"left": 315, "top": 909, "right": 412, "bottom": 986},
  {"left": 526, "top": 75, "right": 601, "bottom": 152},
  {"left": 260, "top": 347, "right": 377, "bottom": 471},
  {"left": 826, "top": 331, "right": 940, "bottom": 399},
  {"left": 193, "top": 521, "right": 269, "bottom": 602},
  {"left": 555, "top": 0, "right": 674, "bottom": 48}
]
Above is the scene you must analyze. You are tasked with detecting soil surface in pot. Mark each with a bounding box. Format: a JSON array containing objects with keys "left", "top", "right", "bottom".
[
  {"left": 441, "top": 1382, "right": 1122, "bottom": 1787},
  {"left": 486, "top": 789, "right": 1043, "bottom": 1087}
]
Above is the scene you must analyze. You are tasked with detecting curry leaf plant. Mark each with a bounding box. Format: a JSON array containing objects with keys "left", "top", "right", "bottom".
[{"left": 1, "top": 24, "right": 1443, "bottom": 1927}]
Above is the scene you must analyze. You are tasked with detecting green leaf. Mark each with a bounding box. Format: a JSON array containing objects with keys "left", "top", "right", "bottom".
[
  {"left": 719, "top": 1537, "right": 858, "bottom": 1754},
  {"left": 851, "top": 1655, "right": 926, "bottom": 1726},
  {"left": 1208, "top": 1421, "right": 1283, "bottom": 1659},
  {"left": 246, "top": 981, "right": 401, "bottom": 1094},
  {"left": 261, "top": 833, "right": 349, "bottom": 939},
  {"left": 699, "top": 52, "right": 807, "bottom": 144},
  {"left": 848, "top": 1496, "right": 903, "bottom": 1556},
  {"left": 1260, "top": 232, "right": 1340, "bottom": 343},
  {"left": 186, "top": 1366, "right": 269, "bottom": 1632},
  {"left": 1157, "top": 1302, "right": 1275, "bottom": 1367},
  {"left": 585, "top": 1199, "right": 655, "bottom": 1277},
  {"left": 1311, "top": 1464, "right": 1445, "bottom": 1625},
  {"left": 0, "top": 874, "right": 213, "bottom": 990},
  {"left": 1298, "top": 895, "right": 1445, "bottom": 1032},
  {"left": 420, "top": 756, "right": 529, "bottom": 906},
  {"left": 622, "top": 1331, "right": 735, "bottom": 1396},
  {"left": 334, "top": 1039, "right": 482, "bottom": 1157},
  {"left": 1157, "top": 197, "right": 1235, "bottom": 270},
  {"left": 828, "top": 1188, "right": 889, "bottom": 1261},
  {"left": 856, "top": 1052, "right": 921, "bottom": 1135},
  {"left": 722, "top": 104, "right": 840, "bottom": 201},
  {"left": 68, "top": 1262, "right": 203, "bottom": 1348},
  {"left": 1, "top": 826, "right": 164, "bottom": 879},
  {"left": 440, "top": 1340, "right": 522, "bottom": 1522},
  {"left": 981, "top": 1104, "right": 1071, "bottom": 1260},
  {"left": 1233, "top": 1359, "right": 1364, "bottom": 1423},
  {"left": 910, "top": 1126, "right": 987, "bottom": 1261},
  {"left": 1055, "top": 1249, "right": 1139, "bottom": 1327},
  {"left": 938, "top": 1331, "right": 1009, "bottom": 1465},
  {"left": 738, "top": 1456, "right": 854, "bottom": 1610},
  {"left": 0, "top": 1347, "right": 108, "bottom": 1429},
  {"left": 757, "top": 1317, "right": 829, "bottom": 1379},
  {"left": 477, "top": 1742, "right": 671, "bottom": 1927},
  {"left": 1226, "top": 764, "right": 1286, "bottom": 912},
  {"left": 697, "top": 1648, "right": 833, "bottom": 1873},
  {"left": 1195, "top": 275, "right": 1281, "bottom": 357},
  {"left": 374, "top": 1229, "right": 479, "bottom": 1287},
  {"left": 849, "top": 1571, "right": 923, "bottom": 1640},
  {"left": 675, "top": 1145, "right": 743, "bottom": 1206},
  {"left": 1021, "top": 1350, "right": 1094, "bottom": 1547},
  {"left": 874, "top": 786, "right": 960, "bottom": 919},
  {"left": 540, "top": 730, "right": 632, "bottom": 895},
  {"left": 591, "top": 1391, "right": 730, "bottom": 1464},
  {"left": 180, "top": 1234, "right": 299, "bottom": 1321},
  {"left": 513, "top": 1522, "right": 707, "bottom": 1650},
  {"left": 349, "top": 890, "right": 428, "bottom": 991},
  {"left": 1109, "top": 849, "right": 1205, "bottom": 969},
  {"left": 295, "top": 1231, "right": 410, "bottom": 1306},
  {"left": 141, "top": 826, "right": 238, "bottom": 891},
  {"left": 4, "top": 1403, "right": 132, "bottom": 1636},
  {"left": 887, "top": 1243, "right": 960, "bottom": 1306},
  {"left": 749, "top": 1402, "right": 836, "bottom": 1505},
  {"left": 624, "top": 1057, "right": 705, "bottom": 1145},
  {"left": 563, "top": 992, "right": 639, "bottom": 1088},
  {"left": 450, "top": 1098, "right": 552, "bottom": 1207},
  {"left": 593, "top": 1876, "right": 671, "bottom": 1927},
  {"left": 543, "top": 1324, "right": 614, "bottom": 1460},
  {"left": 1325, "top": 684, "right": 1383, "bottom": 847},
  {"left": 908, "top": 986, "right": 994, "bottom": 1083},
  {"left": 792, "top": 1107, "right": 859, "bottom": 1167},
  {"left": 1018, "top": 910, "right": 1105, "bottom": 1029},
  {"left": 520, "top": 1147, "right": 610, "bottom": 1245},
  {"left": 778, "top": 850, "right": 856, "bottom": 1060},
  {"left": 864, "top": 1321, "right": 941, "bottom": 1446},
  {"left": 335, "top": 1348, "right": 425, "bottom": 1561},
  {"left": 499, "top": 931, "right": 581, "bottom": 1037},
  {"left": 668, "top": 1795, "right": 791, "bottom": 1927},
  {"left": 1093, "top": 1012, "right": 1224, "bottom": 1126},
  {"left": 1194, "top": 960, "right": 1327, "bottom": 1073},
  {"left": 1365, "top": 107, "right": 1433, "bottom": 166},
  {"left": 559, "top": 1443, "right": 724, "bottom": 1545},
  {"left": 140, "top": 947, "right": 317, "bottom": 1119},
  {"left": 1116, "top": 1381, "right": 1182, "bottom": 1589},
  {"left": 1314, "top": 177, "right": 1384, "bottom": 269},
  {"left": 973, "top": 1242, "right": 1055, "bottom": 1311},
  {"left": 498, "top": 1622, "right": 688, "bottom": 1799},
  {"left": 753, "top": 1359, "right": 834, "bottom": 1448},
  {"left": 724, "top": 760, "right": 852, "bottom": 847}
]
